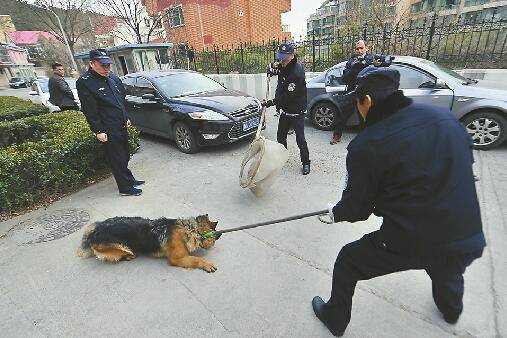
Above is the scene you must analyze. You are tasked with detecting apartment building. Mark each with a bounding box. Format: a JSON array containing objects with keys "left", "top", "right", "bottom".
[
  {"left": 144, "top": 0, "right": 292, "bottom": 50},
  {"left": 408, "top": 0, "right": 507, "bottom": 24}
]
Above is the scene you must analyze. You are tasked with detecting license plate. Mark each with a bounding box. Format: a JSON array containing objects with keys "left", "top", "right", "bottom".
[{"left": 242, "top": 117, "right": 260, "bottom": 131}]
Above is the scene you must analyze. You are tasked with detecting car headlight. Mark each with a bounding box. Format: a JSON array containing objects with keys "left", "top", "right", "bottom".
[{"left": 189, "top": 110, "right": 229, "bottom": 121}]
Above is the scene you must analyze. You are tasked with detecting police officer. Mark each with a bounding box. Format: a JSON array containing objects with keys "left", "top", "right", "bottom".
[
  {"left": 76, "top": 49, "right": 144, "bottom": 196},
  {"left": 330, "top": 40, "right": 383, "bottom": 145},
  {"left": 262, "top": 42, "right": 311, "bottom": 175},
  {"left": 312, "top": 67, "right": 485, "bottom": 336}
]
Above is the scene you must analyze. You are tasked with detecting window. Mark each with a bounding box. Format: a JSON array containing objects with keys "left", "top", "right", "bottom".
[
  {"left": 392, "top": 65, "right": 436, "bottom": 89},
  {"left": 122, "top": 76, "right": 137, "bottom": 95},
  {"left": 325, "top": 67, "right": 344, "bottom": 86},
  {"left": 168, "top": 5, "right": 184, "bottom": 28},
  {"left": 135, "top": 77, "right": 157, "bottom": 97}
]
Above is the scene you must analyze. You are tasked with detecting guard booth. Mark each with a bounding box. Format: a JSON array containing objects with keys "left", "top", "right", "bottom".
[{"left": 74, "top": 43, "right": 185, "bottom": 76}]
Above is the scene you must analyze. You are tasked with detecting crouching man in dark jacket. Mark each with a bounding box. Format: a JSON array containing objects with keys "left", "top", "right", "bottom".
[{"left": 312, "top": 67, "right": 485, "bottom": 337}]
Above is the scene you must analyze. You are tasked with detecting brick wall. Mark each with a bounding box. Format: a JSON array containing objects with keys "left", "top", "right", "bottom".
[{"left": 148, "top": 0, "right": 291, "bottom": 50}]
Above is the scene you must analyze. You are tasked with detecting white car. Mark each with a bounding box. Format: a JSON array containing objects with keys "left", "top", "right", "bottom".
[{"left": 30, "top": 77, "right": 80, "bottom": 112}]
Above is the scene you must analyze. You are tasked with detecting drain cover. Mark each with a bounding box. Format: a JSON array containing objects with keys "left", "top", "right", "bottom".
[{"left": 7, "top": 209, "right": 90, "bottom": 245}]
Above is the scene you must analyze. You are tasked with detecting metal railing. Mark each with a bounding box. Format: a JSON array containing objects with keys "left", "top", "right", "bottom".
[{"left": 174, "top": 16, "right": 506, "bottom": 74}]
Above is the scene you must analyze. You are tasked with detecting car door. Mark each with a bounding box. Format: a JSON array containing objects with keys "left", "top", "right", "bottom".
[
  {"left": 325, "top": 66, "right": 346, "bottom": 95},
  {"left": 133, "top": 77, "right": 170, "bottom": 135},
  {"left": 391, "top": 64, "right": 453, "bottom": 109},
  {"left": 123, "top": 76, "right": 142, "bottom": 127}
]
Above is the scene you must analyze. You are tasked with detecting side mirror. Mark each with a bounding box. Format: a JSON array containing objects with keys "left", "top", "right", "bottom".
[
  {"left": 29, "top": 91, "right": 38, "bottom": 96},
  {"left": 141, "top": 93, "right": 161, "bottom": 101},
  {"left": 435, "top": 78, "right": 447, "bottom": 89}
]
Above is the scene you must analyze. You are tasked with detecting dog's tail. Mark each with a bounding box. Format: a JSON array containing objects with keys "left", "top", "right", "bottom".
[{"left": 77, "top": 223, "right": 96, "bottom": 258}]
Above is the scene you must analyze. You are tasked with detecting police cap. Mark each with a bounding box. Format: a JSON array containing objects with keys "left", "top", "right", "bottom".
[
  {"left": 356, "top": 66, "right": 400, "bottom": 98},
  {"left": 89, "top": 49, "right": 113, "bottom": 64}
]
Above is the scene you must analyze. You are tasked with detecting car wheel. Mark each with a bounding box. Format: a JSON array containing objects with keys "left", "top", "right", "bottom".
[
  {"left": 311, "top": 102, "right": 338, "bottom": 131},
  {"left": 173, "top": 121, "right": 199, "bottom": 154},
  {"left": 461, "top": 111, "right": 507, "bottom": 150}
]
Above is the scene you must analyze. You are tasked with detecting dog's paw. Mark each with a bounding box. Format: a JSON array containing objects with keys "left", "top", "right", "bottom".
[{"left": 202, "top": 262, "right": 218, "bottom": 273}]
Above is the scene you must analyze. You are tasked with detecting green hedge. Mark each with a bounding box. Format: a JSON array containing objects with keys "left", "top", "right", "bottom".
[
  {"left": 0, "top": 96, "right": 50, "bottom": 122},
  {"left": 0, "top": 110, "right": 140, "bottom": 212}
]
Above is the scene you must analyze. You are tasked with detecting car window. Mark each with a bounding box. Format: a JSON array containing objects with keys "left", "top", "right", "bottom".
[
  {"left": 154, "top": 72, "right": 224, "bottom": 97},
  {"left": 135, "top": 77, "right": 157, "bottom": 97},
  {"left": 122, "top": 77, "right": 137, "bottom": 95},
  {"left": 392, "top": 64, "right": 436, "bottom": 89},
  {"left": 10, "top": 78, "right": 21, "bottom": 82},
  {"left": 325, "top": 67, "right": 344, "bottom": 86}
]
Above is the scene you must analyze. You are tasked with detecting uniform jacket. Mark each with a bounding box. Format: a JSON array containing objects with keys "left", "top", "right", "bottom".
[
  {"left": 274, "top": 56, "right": 307, "bottom": 115},
  {"left": 48, "top": 74, "right": 75, "bottom": 107},
  {"left": 332, "top": 91, "right": 485, "bottom": 256},
  {"left": 76, "top": 69, "right": 129, "bottom": 135},
  {"left": 342, "top": 54, "right": 376, "bottom": 91}
]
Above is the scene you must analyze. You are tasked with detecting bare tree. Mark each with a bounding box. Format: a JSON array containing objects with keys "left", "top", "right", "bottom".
[
  {"left": 93, "top": 0, "right": 164, "bottom": 44},
  {"left": 342, "top": 0, "right": 411, "bottom": 30},
  {"left": 18, "top": 0, "right": 95, "bottom": 55}
]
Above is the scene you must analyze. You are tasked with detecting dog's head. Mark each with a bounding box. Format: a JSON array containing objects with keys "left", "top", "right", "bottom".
[{"left": 196, "top": 214, "right": 218, "bottom": 249}]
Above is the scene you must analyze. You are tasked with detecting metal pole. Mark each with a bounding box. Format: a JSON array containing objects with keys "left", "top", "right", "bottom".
[{"left": 46, "top": 7, "right": 79, "bottom": 72}]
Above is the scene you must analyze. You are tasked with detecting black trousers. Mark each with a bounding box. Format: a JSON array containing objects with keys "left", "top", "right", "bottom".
[
  {"left": 333, "top": 93, "right": 361, "bottom": 138},
  {"left": 277, "top": 114, "right": 310, "bottom": 165},
  {"left": 322, "top": 231, "right": 483, "bottom": 333},
  {"left": 103, "top": 130, "right": 136, "bottom": 192},
  {"left": 58, "top": 104, "right": 79, "bottom": 111}
]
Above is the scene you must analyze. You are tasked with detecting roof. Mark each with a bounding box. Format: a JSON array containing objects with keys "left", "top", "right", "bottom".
[
  {"left": 5, "top": 31, "right": 57, "bottom": 45},
  {"left": 74, "top": 43, "right": 174, "bottom": 58}
]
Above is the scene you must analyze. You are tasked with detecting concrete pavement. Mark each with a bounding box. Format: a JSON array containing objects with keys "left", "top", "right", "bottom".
[{"left": 1, "top": 108, "right": 506, "bottom": 337}]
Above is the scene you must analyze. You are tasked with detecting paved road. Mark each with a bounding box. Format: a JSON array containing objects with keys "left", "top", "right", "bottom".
[{"left": 1, "top": 106, "right": 506, "bottom": 337}]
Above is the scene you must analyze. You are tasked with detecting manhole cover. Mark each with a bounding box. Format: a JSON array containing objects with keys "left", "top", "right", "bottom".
[{"left": 7, "top": 209, "right": 90, "bottom": 245}]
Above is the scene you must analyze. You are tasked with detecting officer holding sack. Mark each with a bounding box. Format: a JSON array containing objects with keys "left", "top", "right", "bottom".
[{"left": 262, "top": 42, "right": 311, "bottom": 175}]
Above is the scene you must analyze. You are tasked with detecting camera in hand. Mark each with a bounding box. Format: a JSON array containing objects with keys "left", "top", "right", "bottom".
[{"left": 353, "top": 54, "right": 394, "bottom": 67}]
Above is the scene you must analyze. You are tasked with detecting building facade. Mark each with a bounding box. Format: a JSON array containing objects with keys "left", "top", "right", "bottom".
[
  {"left": 0, "top": 42, "right": 34, "bottom": 87},
  {"left": 144, "top": 0, "right": 291, "bottom": 50},
  {"left": 408, "top": 0, "right": 507, "bottom": 24}
]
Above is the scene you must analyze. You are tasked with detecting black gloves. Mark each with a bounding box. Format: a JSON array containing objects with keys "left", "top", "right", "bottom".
[
  {"left": 266, "top": 62, "right": 280, "bottom": 77},
  {"left": 261, "top": 99, "right": 274, "bottom": 108}
]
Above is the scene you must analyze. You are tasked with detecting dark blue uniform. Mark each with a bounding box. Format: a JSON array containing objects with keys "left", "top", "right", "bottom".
[
  {"left": 322, "top": 92, "right": 485, "bottom": 334},
  {"left": 77, "top": 69, "right": 136, "bottom": 193},
  {"left": 273, "top": 56, "right": 310, "bottom": 166}
]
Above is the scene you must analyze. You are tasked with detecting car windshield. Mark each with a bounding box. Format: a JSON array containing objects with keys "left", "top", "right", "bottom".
[
  {"left": 38, "top": 77, "right": 76, "bottom": 93},
  {"left": 10, "top": 77, "right": 21, "bottom": 82},
  {"left": 154, "top": 72, "right": 224, "bottom": 97},
  {"left": 418, "top": 59, "right": 473, "bottom": 84}
]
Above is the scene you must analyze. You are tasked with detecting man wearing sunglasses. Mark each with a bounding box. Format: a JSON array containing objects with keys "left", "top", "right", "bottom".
[{"left": 76, "top": 49, "right": 144, "bottom": 196}]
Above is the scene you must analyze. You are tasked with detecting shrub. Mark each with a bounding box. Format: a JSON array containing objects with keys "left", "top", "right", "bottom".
[
  {"left": 0, "top": 110, "right": 140, "bottom": 212},
  {"left": 0, "top": 96, "right": 50, "bottom": 122}
]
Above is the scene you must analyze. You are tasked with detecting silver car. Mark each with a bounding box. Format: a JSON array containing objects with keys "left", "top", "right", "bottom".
[{"left": 307, "top": 56, "right": 507, "bottom": 150}]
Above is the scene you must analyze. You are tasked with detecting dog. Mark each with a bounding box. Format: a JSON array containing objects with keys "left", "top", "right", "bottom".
[{"left": 77, "top": 214, "right": 218, "bottom": 272}]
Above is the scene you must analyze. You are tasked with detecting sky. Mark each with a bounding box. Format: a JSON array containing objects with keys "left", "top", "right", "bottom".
[{"left": 282, "top": 0, "right": 323, "bottom": 41}]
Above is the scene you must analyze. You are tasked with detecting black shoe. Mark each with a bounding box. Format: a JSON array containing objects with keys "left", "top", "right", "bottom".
[
  {"left": 119, "top": 187, "right": 142, "bottom": 196},
  {"left": 303, "top": 164, "right": 311, "bottom": 175},
  {"left": 443, "top": 312, "right": 460, "bottom": 324},
  {"left": 312, "top": 296, "right": 344, "bottom": 337},
  {"left": 132, "top": 180, "right": 145, "bottom": 186}
]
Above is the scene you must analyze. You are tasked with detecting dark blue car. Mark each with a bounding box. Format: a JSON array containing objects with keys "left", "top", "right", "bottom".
[{"left": 122, "top": 70, "right": 262, "bottom": 153}]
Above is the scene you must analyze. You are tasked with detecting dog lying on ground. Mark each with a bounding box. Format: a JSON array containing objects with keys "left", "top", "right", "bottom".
[{"left": 77, "top": 215, "right": 218, "bottom": 272}]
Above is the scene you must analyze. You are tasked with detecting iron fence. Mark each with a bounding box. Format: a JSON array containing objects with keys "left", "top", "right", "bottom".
[{"left": 174, "top": 16, "right": 506, "bottom": 74}]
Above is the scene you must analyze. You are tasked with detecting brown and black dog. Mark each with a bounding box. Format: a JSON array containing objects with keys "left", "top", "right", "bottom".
[{"left": 77, "top": 215, "right": 218, "bottom": 272}]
